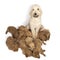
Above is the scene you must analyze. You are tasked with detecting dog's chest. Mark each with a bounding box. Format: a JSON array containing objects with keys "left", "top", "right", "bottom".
[{"left": 30, "top": 18, "right": 41, "bottom": 28}]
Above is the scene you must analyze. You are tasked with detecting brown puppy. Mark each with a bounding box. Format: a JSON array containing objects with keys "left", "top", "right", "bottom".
[
  {"left": 18, "top": 26, "right": 32, "bottom": 39},
  {"left": 6, "top": 26, "right": 18, "bottom": 38},
  {"left": 38, "top": 29, "right": 50, "bottom": 41},
  {"left": 25, "top": 37, "right": 35, "bottom": 50},
  {"left": 6, "top": 36, "right": 19, "bottom": 51},
  {"left": 33, "top": 39, "right": 45, "bottom": 58},
  {"left": 19, "top": 39, "right": 32, "bottom": 57}
]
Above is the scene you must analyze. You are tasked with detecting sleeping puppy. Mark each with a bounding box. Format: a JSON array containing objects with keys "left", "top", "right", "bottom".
[{"left": 27, "top": 4, "right": 43, "bottom": 39}]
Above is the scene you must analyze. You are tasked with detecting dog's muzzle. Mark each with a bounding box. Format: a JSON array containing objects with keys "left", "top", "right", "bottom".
[{"left": 33, "top": 13, "right": 39, "bottom": 18}]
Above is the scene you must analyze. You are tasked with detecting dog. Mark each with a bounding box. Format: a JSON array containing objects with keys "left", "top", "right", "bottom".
[{"left": 26, "top": 4, "right": 44, "bottom": 39}]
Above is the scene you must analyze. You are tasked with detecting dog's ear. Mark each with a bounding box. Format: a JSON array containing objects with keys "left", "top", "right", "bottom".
[
  {"left": 29, "top": 8, "right": 32, "bottom": 16},
  {"left": 29, "top": 5, "right": 34, "bottom": 17},
  {"left": 40, "top": 8, "right": 42, "bottom": 16}
]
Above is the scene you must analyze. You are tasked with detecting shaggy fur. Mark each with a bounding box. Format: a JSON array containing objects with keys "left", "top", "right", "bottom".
[{"left": 6, "top": 25, "right": 50, "bottom": 58}]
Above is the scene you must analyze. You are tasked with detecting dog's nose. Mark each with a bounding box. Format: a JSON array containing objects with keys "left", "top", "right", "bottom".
[{"left": 34, "top": 13, "right": 37, "bottom": 15}]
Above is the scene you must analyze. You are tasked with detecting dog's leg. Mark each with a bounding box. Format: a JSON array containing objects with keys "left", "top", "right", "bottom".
[
  {"left": 26, "top": 25, "right": 30, "bottom": 29},
  {"left": 36, "top": 27, "right": 40, "bottom": 38},
  {"left": 31, "top": 28, "right": 36, "bottom": 39},
  {"left": 26, "top": 23, "right": 30, "bottom": 29},
  {"left": 40, "top": 25, "right": 45, "bottom": 31}
]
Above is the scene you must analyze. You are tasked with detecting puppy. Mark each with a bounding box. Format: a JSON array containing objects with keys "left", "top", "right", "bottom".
[{"left": 27, "top": 4, "right": 43, "bottom": 39}]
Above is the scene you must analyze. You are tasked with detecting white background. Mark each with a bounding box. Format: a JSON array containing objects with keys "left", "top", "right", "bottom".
[{"left": 0, "top": 0, "right": 60, "bottom": 60}]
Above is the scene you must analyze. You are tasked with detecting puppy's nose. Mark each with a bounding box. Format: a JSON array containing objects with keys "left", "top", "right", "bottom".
[{"left": 34, "top": 13, "right": 37, "bottom": 15}]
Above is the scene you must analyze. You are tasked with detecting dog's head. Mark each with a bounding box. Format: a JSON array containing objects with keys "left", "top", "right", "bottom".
[{"left": 30, "top": 4, "right": 42, "bottom": 18}]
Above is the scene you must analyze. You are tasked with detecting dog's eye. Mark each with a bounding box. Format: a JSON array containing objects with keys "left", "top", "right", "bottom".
[
  {"left": 32, "top": 9, "right": 34, "bottom": 11},
  {"left": 37, "top": 8, "right": 39, "bottom": 10}
]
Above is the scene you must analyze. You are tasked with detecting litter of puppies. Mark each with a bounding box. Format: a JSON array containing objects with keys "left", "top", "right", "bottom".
[{"left": 6, "top": 25, "right": 50, "bottom": 58}]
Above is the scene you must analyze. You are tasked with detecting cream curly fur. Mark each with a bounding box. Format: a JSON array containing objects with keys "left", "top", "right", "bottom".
[{"left": 27, "top": 4, "right": 44, "bottom": 39}]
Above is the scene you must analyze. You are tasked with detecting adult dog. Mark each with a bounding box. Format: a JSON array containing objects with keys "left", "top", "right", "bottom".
[{"left": 27, "top": 4, "right": 43, "bottom": 39}]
